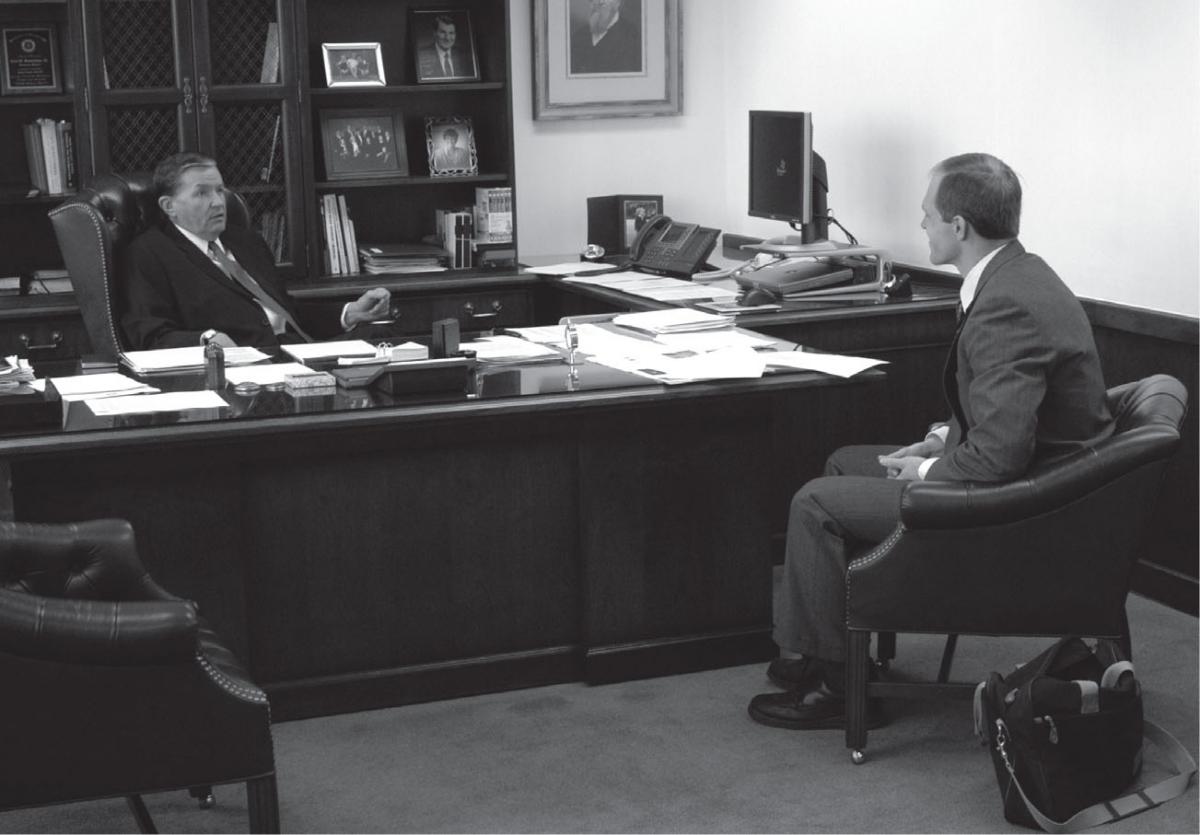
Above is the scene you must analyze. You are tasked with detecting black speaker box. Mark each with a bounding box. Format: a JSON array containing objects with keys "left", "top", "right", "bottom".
[{"left": 586, "top": 194, "right": 663, "bottom": 256}]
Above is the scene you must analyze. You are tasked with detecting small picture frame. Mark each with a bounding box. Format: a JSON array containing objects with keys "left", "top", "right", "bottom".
[
  {"left": 321, "top": 42, "right": 386, "bottom": 88},
  {"left": 2, "top": 25, "right": 62, "bottom": 96},
  {"left": 623, "top": 197, "right": 663, "bottom": 250},
  {"left": 409, "top": 9, "right": 481, "bottom": 83},
  {"left": 425, "top": 116, "right": 478, "bottom": 177},
  {"left": 319, "top": 109, "right": 408, "bottom": 181}
]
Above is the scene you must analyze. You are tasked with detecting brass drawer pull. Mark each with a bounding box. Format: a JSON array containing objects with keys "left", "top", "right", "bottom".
[
  {"left": 19, "top": 331, "right": 64, "bottom": 351},
  {"left": 462, "top": 300, "right": 502, "bottom": 320}
]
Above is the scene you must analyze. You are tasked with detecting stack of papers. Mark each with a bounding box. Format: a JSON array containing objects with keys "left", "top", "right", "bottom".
[
  {"left": 462, "top": 335, "right": 562, "bottom": 364},
  {"left": 561, "top": 270, "right": 738, "bottom": 303},
  {"left": 358, "top": 243, "right": 448, "bottom": 274},
  {"left": 0, "top": 355, "right": 36, "bottom": 389},
  {"left": 612, "top": 308, "right": 734, "bottom": 335},
  {"left": 48, "top": 372, "right": 159, "bottom": 401},
  {"left": 282, "top": 340, "right": 379, "bottom": 365},
  {"left": 121, "top": 346, "right": 271, "bottom": 373},
  {"left": 523, "top": 261, "right": 620, "bottom": 277},
  {"left": 85, "top": 390, "right": 228, "bottom": 416},
  {"left": 763, "top": 351, "right": 889, "bottom": 378},
  {"left": 225, "top": 362, "right": 318, "bottom": 387}
]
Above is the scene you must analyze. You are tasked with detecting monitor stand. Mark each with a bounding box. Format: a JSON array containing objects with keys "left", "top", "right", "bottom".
[{"left": 756, "top": 235, "right": 841, "bottom": 255}]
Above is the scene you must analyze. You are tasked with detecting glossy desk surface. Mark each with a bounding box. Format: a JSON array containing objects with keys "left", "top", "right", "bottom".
[{"left": 1, "top": 329, "right": 879, "bottom": 457}]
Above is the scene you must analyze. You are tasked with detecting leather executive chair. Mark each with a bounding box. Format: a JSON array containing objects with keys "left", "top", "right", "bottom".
[
  {"left": 48, "top": 172, "right": 252, "bottom": 361},
  {"left": 843, "top": 374, "right": 1188, "bottom": 763},
  {"left": 0, "top": 518, "right": 280, "bottom": 833}
]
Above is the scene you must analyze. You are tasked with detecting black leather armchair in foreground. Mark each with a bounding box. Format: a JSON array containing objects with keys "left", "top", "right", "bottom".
[
  {"left": 48, "top": 173, "right": 252, "bottom": 361},
  {"left": 0, "top": 519, "right": 279, "bottom": 832},
  {"left": 844, "top": 374, "right": 1188, "bottom": 763}
]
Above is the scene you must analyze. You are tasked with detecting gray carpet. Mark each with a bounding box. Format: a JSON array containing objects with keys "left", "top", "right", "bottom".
[{"left": 2, "top": 593, "right": 1196, "bottom": 833}]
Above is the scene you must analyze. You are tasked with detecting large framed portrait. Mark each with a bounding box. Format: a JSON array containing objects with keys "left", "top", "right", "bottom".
[
  {"left": 2, "top": 24, "right": 62, "bottom": 95},
  {"left": 409, "top": 8, "right": 481, "bottom": 84},
  {"left": 319, "top": 109, "right": 408, "bottom": 181},
  {"left": 321, "top": 42, "right": 386, "bottom": 88},
  {"left": 424, "top": 116, "right": 478, "bottom": 177},
  {"left": 532, "top": 0, "right": 681, "bottom": 120}
]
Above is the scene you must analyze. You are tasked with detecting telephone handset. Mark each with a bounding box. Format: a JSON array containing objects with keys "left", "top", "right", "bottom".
[{"left": 628, "top": 215, "right": 720, "bottom": 278}]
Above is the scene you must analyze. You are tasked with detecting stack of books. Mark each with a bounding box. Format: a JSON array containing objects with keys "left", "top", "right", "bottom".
[
  {"left": 23, "top": 118, "right": 76, "bottom": 195},
  {"left": 357, "top": 243, "right": 448, "bottom": 274},
  {"left": 27, "top": 269, "right": 72, "bottom": 294},
  {"left": 474, "top": 187, "right": 513, "bottom": 243},
  {"left": 611, "top": 309, "right": 735, "bottom": 335},
  {"left": 318, "top": 193, "right": 360, "bottom": 275}
]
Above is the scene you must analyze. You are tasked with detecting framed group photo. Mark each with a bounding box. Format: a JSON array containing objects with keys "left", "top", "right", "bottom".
[
  {"left": 319, "top": 109, "right": 408, "bottom": 181},
  {"left": 532, "top": 0, "right": 681, "bottom": 120},
  {"left": 321, "top": 42, "right": 386, "bottom": 87},
  {"left": 424, "top": 117, "right": 478, "bottom": 177},
  {"left": 409, "top": 9, "right": 480, "bottom": 83},
  {"left": 623, "top": 196, "right": 662, "bottom": 250}
]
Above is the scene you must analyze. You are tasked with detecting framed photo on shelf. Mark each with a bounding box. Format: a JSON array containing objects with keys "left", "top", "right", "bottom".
[
  {"left": 321, "top": 42, "right": 386, "bottom": 88},
  {"left": 2, "top": 25, "right": 62, "bottom": 96},
  {"left": 319, "top": 109, "right": 408, "bottom": 181},
  {"left": 409, "top": 9, "right": 480, "bottom": 83},
  {"left": 424, "top": 116, "right": 477, "bottom": 177},
  {"left": 532, "top": 0, "right": 681, "bottom": 120},
  {"left": 622, "top": 196, "right": 663, "bottom": 250}
]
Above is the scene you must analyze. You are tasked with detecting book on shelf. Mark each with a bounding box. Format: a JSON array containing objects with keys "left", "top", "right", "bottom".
[
  {"left": 337, "top": 194, "right": 360, "bottom": 274},
  {"left": 22, "top": 118, "right": 75, "bottom": 195},
  {"left": 258, "top": 208, "right": 286, "bottom": 263},
  {"left": 435, "top": 208, "right": 475, "bottom": 269},
  {"left": 357, "top": 243, "right": 448, "bottom": 274},
  {"left": 474, "top": 186, "right": 513, "bottom": 243}
]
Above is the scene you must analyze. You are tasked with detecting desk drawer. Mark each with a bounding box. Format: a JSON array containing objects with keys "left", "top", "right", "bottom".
[
  {"left": 393, "top": 289, "right": 532, "bottom": 336},
  {"left": 0, "top": 316, "right": 91, "bottom": 362}
]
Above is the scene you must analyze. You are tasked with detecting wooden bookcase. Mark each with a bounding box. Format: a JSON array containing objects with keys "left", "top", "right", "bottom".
[{"left": 0, "top": 0, "right": 515, "bottom": 291}]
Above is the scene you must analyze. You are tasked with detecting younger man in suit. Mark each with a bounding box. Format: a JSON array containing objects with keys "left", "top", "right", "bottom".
[
  {"left": 749, "top": 153, "right": 1114, "bottom": 730},
  {"left": 121, "top": 152, "right": 391, "bottom": 350}
]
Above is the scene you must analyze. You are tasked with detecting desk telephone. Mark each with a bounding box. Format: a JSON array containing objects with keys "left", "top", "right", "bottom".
[{"left": 628, "top": 215, "right": 720, "bottom": 278}]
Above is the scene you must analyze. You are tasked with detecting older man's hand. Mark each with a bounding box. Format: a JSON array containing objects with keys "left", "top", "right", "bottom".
[{"left": 344, "top": 287, "right": 393, "bottom": 327}]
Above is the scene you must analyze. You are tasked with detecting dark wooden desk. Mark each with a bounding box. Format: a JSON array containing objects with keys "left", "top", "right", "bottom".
[{"left": 0, "top": 339, "right": 885, "bottom": 720}]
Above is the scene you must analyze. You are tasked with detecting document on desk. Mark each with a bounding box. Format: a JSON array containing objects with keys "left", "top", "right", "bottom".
[
  {"left": 47, "top": 372, "right": 159, "bottom": 401},
  {"left": 523, "top": 261, "right": 619, "bottom": 276},
  {"left": 282, "top": 340, "right": 377, "bottom": 364},
  {"left": 653, "top": 330, "right": 775, "bottom": 352},
  {"left": 596, "top": 345, "right": 767, "bottom": 385},
  {"left": 612, "top": 308, "right": 734, "bottom": 334},
  {"left": 764, "top": 351, "right": 889, "bottom": 378},
  {"left": 121, "top": 346, "right": 271, "bottom": 373},
  {"left": 225, "top": 362, "right": 317, "bottom": 386},
  {"left": 503, "top": 325, "right": 571, "bottom": 346},
  {"left": 85, "top": 390, "right": 228, "bottom": 416},
  {"left": 462, "top": 335, "right": 563, "bottom": 363}
]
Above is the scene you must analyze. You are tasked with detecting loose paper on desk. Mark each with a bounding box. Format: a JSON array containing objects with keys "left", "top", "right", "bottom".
[
  {"left": 597, "top": 344, "right": 766, "bottom": 385},
  {"left": 225, "top": 362, "right": 317, "bottom": 387},
  {"left": 612, "top": 308, "right": 733, "bottom": 334},
  {"left": 462, "top": 335, "right": 562, "bottom": 363},
  {"left": 282, "top": 340, "right": 377, "bottom": 363},
  {"left": 48, "top": 372, "right": 159, "bottom": 401},
  {"left": 121, "top": 346, "right": 271, "bottom": 373},
  {"left": 653, "top": 330, "right": 774, "bottom": 352},
  {"left": 764, "top": 351, "right": 889, "bottom": 378},
  {"left": 86, "top": 390, "right": 228, "bottom": 416},
  {"left": 523, "top": 261, "right": 619, "bottom": 276}
]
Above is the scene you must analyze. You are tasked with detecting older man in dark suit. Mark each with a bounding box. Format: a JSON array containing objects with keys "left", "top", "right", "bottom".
[
  {"left": 749, "top": 153, "right": 1114, "bottom": 730},
  {"left": 121, "top": 152, "right": 391, "bottom": 350}
]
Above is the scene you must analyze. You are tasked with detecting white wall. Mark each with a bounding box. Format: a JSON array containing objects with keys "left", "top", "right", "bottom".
[{"left": 511, "top": 0, "right": 1199, "bottom": 317}]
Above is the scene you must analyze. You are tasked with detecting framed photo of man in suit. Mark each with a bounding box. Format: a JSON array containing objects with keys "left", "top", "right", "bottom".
[
  {"left": 409, "top": 9, "right": 481, "bottom": 84},
  {"left": 424, "top": 117, "right": 478, "bottom": 177}
]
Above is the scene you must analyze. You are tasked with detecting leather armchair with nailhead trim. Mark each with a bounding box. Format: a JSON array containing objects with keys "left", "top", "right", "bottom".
[{"left": 0, "top": 518, "right": 279, "bottom": 833}]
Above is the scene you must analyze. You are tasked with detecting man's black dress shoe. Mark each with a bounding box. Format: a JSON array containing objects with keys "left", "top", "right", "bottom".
[
  {"left": 747, "top": 684, "right": 887, "bottom": 731},
  {"left": 766, "top": 657, "right": 825, "bottom": 691}
]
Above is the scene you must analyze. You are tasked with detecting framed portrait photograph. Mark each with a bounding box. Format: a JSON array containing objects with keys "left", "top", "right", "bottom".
[
  {"left": 622, "top": 196, "right": 663, "bottom": 250},
  {"left": 321, "top": 42, "right": 386, "bottom": 88},
  {"left": 533, "top": 0, "right": 680, "bottom": 120},
  {"left": 424, "top": 117, "right": 478, "bottom": 177},
  {"left": 319, "top": 109, "right": 408, "bottom": 181},
  {"left": 409, "top": 9, "right": 481, "bottom": 84},
  {"left": 2, "top": 25, "right": 62, "bottom": 95}
]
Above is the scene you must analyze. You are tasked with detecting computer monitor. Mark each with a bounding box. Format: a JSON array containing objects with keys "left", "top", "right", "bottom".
[{"left": 748, "top": 110, "right": 829, "bottom": 247}]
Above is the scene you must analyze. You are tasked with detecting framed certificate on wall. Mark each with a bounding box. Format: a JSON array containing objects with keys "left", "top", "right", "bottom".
[{"left": 2, "top": 25, "right": 62, "bottom": 96}]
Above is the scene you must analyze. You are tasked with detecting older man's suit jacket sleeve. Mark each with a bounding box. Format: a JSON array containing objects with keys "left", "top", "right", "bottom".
[
  {"left": 120, "top": 223, "right": 331, "bottom": 350},
  {"left": 925, "top": 241, "right": 1112, "bottom": 482}
]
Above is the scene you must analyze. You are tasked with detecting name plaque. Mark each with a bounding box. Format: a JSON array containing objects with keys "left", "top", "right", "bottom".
[{"left": 2, "top": 26, "right": 62, "bottom": 95}]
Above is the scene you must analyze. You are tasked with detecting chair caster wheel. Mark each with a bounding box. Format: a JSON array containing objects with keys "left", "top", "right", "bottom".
[{"left": 851, "top": 749, "right": 866, "bottom": 764}]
